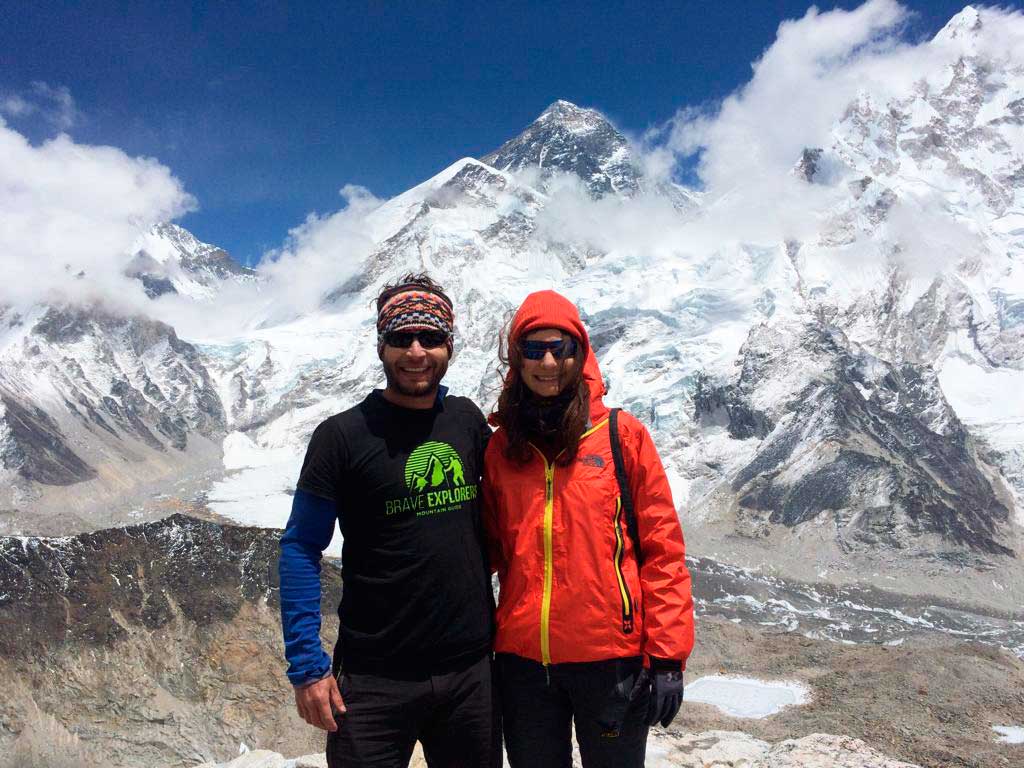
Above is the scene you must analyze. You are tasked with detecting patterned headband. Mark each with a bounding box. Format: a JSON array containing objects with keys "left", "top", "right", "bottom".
[{"left": 376, "top": 289, "right": 455, "bottom": 350}]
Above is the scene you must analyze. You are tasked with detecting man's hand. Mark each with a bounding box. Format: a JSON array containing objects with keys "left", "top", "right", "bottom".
[{"left": 294, "top": 674, "right": 346, "bottom": 732}]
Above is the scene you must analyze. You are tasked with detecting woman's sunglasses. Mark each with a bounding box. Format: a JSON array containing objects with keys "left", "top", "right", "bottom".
[
  {"left": 519, "top": 338, "right": 578, "bottom": 361},
  {"left": 383, "top": 330, "right": 451, "bottom": 349}
]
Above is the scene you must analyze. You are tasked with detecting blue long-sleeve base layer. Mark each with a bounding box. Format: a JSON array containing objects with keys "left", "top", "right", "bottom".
[{"left": 279, "top": 489, "right": 337, "bottom": 686}]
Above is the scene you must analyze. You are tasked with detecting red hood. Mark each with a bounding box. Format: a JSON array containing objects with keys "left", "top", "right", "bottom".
[
  {"left": 582, "top": 340, "right": 609, "bottom": 424},
  {"left": 503, "top": 289, "right": 609, "bottom": 425}
]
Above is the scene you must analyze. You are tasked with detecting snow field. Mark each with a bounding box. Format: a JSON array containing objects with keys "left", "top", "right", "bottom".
[
  {"left": 992, "top": 725, "right": 1024, "bottom": 744},
  {"left": 685, "top": 675, "right": 810, "bottom": 719},
  {"left": 208, "top": 431, "right": 342, "bottom": 556}
]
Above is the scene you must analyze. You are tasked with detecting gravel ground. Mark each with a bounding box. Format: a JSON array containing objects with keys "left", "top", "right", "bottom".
[{"left": 674, "top": 616, "right": 1024, "bottom": 768}]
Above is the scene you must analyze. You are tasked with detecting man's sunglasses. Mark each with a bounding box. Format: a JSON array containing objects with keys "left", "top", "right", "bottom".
[
  {"left": 519, "top": 338, "right": 578, "bottom": 361},
  {"left": 383, "top": 330, "right": 451, "bottom": 349}
]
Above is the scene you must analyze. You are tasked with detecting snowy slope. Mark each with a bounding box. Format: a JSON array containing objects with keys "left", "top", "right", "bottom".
[{"left": 0, "top": 303, "right": 225, "bottom": 533}]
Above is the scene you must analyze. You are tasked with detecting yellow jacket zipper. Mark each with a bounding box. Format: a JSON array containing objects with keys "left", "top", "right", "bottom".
[
  {"left": 541, "top": 460, "right": 554, "bottom": 665},
  {"left": 529, "top": 417, "right": 610, "bottom": 668}
]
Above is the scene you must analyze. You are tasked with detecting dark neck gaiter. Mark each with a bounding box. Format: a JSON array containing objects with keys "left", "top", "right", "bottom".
[{"left": 521, "top": 387, "right": 574, "bottom": 443}]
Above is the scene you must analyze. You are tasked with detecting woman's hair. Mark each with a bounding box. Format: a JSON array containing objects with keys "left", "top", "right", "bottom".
[{"left": 493, "top": 316, "right": 590, "bottom": 466}]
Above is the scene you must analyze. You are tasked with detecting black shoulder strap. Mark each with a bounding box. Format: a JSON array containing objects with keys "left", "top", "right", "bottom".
[{"left": 609, "top": 408, "right": 644, "bottom": 567}]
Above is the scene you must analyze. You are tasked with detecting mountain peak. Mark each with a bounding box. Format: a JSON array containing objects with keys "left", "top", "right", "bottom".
[
  {"left": 542, "top": 99, "right": 584, "bottom": 113},
  {"left": 128, "top": 222, "right": 256, "bottom": 300},
  {"left": 481, "top": 100, "right": 640, "bottom": 197},
  {"left": 535, "top": 100, "right": 608, "bottom": 130},
  {"left": 934, "top": 6, "right": 982, "bottom": 45}
]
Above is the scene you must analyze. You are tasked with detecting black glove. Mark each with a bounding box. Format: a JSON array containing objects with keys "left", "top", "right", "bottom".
[{"left": 629, "top": 659, "right": 684, "bottom": 728}]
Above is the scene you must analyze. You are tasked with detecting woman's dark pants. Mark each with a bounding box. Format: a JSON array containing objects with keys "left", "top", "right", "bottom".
[{"left": 496, "top": 653, "right": 649, "bottom": 768}]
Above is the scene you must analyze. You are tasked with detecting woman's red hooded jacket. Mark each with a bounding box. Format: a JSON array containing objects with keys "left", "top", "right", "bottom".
[{"left": 483, "top": 290, "right": 695, "bottom": 669}]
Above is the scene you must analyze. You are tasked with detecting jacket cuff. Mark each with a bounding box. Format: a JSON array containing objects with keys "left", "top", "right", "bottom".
[
  {"left": 649, "top": 656, "right": 683, "bottom": 673},
  {"left": 287, "top": 651, "right": 333, "bottom": 687},
  {"left": 292, "top": 669, "right": 333, "bottom": 689}
]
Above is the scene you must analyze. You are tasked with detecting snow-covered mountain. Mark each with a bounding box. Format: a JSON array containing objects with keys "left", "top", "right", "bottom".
[
  {"left": 206, "top": 7, "right": 1024, "bottom": 584},
  {"left": 0, "top": 304, "right": 226, "bottom": 533},
  {"left": 482, "top": 99, "right": 643, "bottom": 197},
  {"left": 718, "top": 4, "right": 1024, "bottom": 552},
  {"left": 0, "top": 222, "right": 258, "bottom": 533},
  {"left": 2, "top": 7, "right": 1022, "bottom": 596},
  {"left": 481, "top": 99, "right": 700, "bottom": 208},
  {"left": 127, "top": 222, "right": 258, "bottom": 300}
]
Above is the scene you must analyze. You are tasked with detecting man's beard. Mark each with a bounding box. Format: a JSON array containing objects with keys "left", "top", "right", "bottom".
[{"left": 382, "top": 356, "right": 448, "bottom": 398}]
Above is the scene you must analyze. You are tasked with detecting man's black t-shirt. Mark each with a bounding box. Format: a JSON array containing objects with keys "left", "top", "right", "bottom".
[{"left": 297, "top": 390, "right": 493, "bottom": 677}]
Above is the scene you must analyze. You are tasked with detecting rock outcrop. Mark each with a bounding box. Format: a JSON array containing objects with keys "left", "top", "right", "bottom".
[
  {"left": 0, "top": 514, "right": 342, "bottom": 767},
  {"left": 195, "top": 731, "right": 923, "bottom": 768},
  {"left": 649, "top": 730, "right": 922, "bottom": 767}
]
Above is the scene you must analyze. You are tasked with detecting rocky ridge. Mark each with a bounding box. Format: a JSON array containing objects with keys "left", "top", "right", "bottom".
[
  {"left": 2, "top": 516, "right": 1021, "bottom": 768},
  {"left": 0, "top": 513, "right": 342, "bottom": 767},
  {"left": 481, "top": 99, "right": 643, "bottom": 197}
]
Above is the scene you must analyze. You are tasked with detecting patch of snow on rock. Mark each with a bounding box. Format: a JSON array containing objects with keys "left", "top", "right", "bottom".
[
  {"left": 992, "top": 725, "right": 1024, "bottom": 744},
  {"left": 647, "top": 729, "right": 769, "bottom": 767},
  {"left": 685, "top": 675, "right": 810, "bottom": 719}
]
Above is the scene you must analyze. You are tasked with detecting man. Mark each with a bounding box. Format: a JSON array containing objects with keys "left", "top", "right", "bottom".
[{"left": 278, "top": 273, "right": 498, "bottom": 767}]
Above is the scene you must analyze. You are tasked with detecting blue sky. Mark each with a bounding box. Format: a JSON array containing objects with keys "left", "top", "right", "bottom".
[{"left": 1, "top": 0, "right": 977, "bottom": 265}]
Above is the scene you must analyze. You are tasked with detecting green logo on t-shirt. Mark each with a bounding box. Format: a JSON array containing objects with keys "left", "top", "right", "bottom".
[
  {"left": 404, "top": 441, "right": 466, "bottom": 492},
  {"left": 384, "top": 440, "right": 478, "bottom": 517}
]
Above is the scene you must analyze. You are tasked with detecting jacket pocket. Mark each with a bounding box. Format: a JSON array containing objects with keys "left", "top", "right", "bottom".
[{"left": 611, "top": 496, "right": 635, "bottom": 634}]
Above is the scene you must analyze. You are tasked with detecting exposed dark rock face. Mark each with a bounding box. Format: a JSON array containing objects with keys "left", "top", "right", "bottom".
[
  {"left": 139, "top": 274, "right": 178, "bottom": 298},
  {"left": 693, "top": 372, "right": 775, "bottom": 441},
  {"left": 795, "top": 147, "right": 824, "bottom": 182},
  {"left": 0, "top": 393, "right": 96, "bottom": 485},
  {"left": 0, "top": 514, "right": 328, "bottom": 657},
  {"left": 481, "top": 100, "right": 641, "bottom": 197},
  {"left": 724, "top": 321, "right": 1014, "bottom": 556},
  {"left": 176, "top": 244, "right": 253, "bottom": 280}
]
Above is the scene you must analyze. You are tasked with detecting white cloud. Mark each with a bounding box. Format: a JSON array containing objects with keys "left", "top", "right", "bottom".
[
  {"left": 0, "top": 94, "right": 33, "bottom": 118},
  {"left": 669, "top": 0, "right": 913, "bottom": 192},
  {"left": 0, "top": 118, "right": 195, "bottom": 312},
  {"left": 577, "top": 2, "right": 1024, "bottom": 283},
  {"left": 0, "top": 81, "right": 78, "bottom": 130},
  {"left": 257, "top": 183, "right": 382, "bottom": 311},
  {"left": 149, "top": 184, "right": 383, "bottom": 339}
]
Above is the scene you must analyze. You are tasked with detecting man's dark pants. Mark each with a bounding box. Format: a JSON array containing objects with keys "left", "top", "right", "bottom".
[
  {"left": 326, "top": 654, "right": 500, "bottom": 768},
  {"left": 496, "top": 653, "right": 649, "bottom": 768}
]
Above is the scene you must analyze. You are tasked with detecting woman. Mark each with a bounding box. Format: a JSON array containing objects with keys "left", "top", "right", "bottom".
[{"left": 483, "top": 290, "right": 694, "bottom": 768}]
